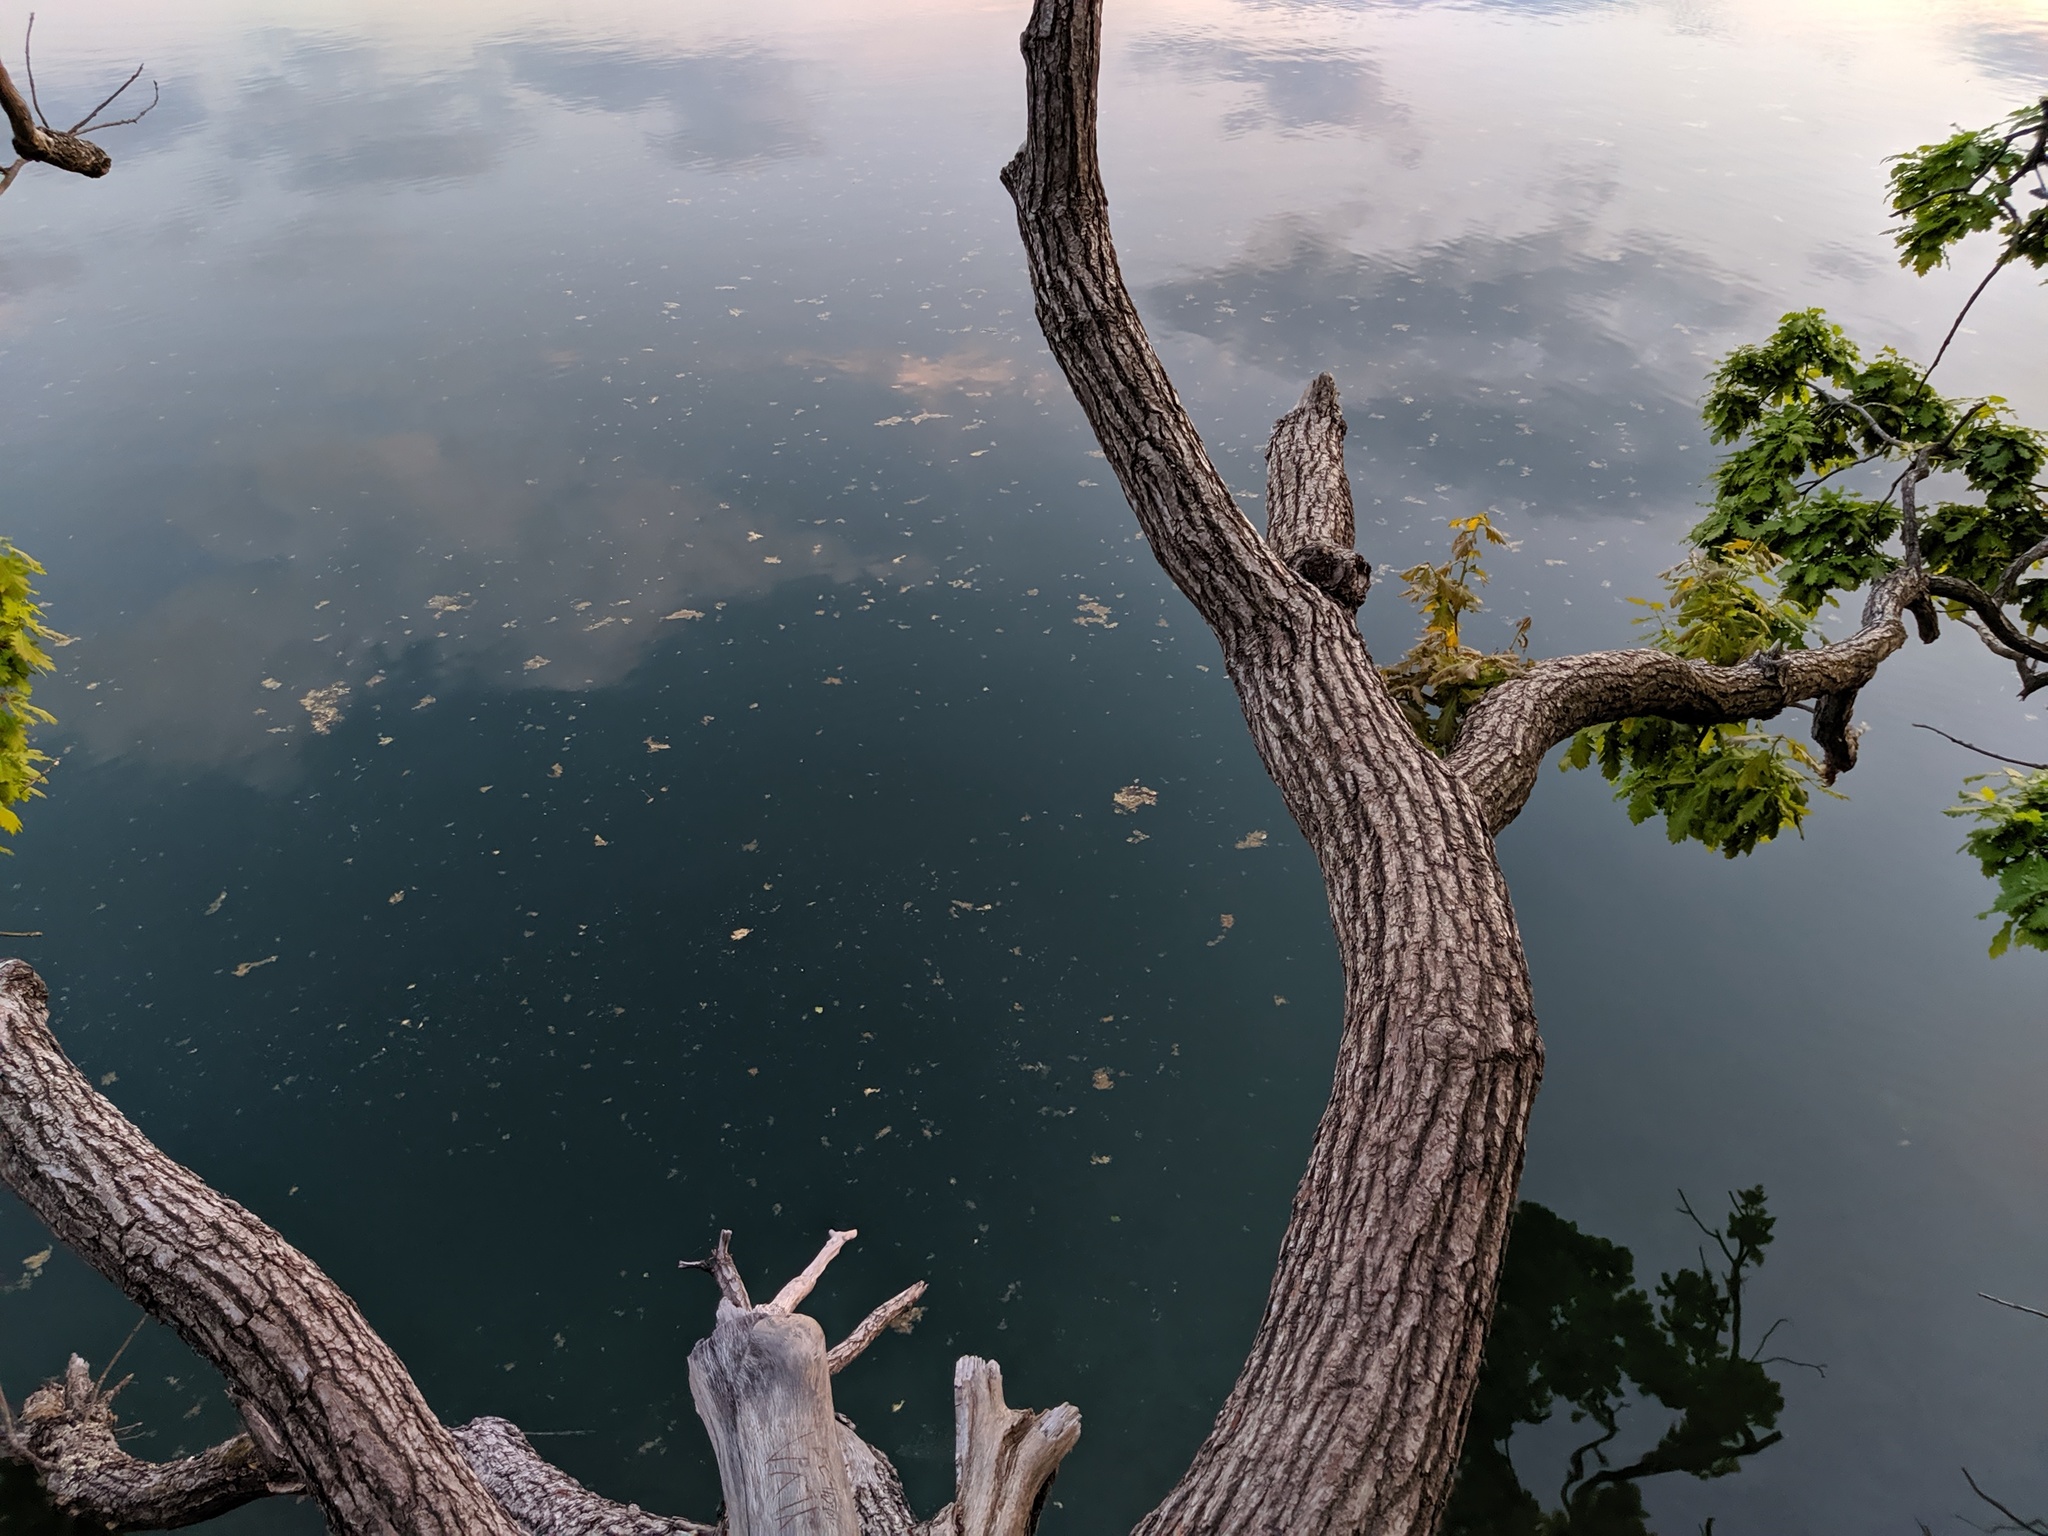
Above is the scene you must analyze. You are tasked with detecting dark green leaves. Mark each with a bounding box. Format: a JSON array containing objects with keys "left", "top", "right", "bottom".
[
  {"left": 1886, "top": 102, "right": 2048, "bottom": 274},
  {"left": 1946, "top": 771, "right": 2048, "bottom": 956}
]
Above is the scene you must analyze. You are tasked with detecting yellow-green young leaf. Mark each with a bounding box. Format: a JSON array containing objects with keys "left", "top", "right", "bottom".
[{"left": 0, "top": 543, "right": 56, "bottom": 851}]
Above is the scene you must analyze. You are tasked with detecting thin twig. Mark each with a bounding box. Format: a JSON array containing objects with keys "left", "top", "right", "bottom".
[
  {"left": 95, "top": 1316, "right": 147, "bottom": 1392},
  {"left": 1963, "top": 1467, "right": 2048, "bottom": 1534},
  {"left": 1980, "top": 1291, "right": 2048, "bottom": 1322},
  {"left": 22, "top": 13, "right": 44, "bottom": 130},
  {"left": 68, "top": 63, "right": 147, "bottom": 136},
  {"left": 78, "top": 79, "right": 156, "bottom": 134},
  {"left": 1912, "top": 724, "right": 2048, "bottom": 770},
  {"left": 1925, "top": 255, "right": 2011, "bottom": 385}
]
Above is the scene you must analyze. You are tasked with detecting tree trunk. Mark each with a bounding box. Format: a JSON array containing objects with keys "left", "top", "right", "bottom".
[{"left": 1002, "top": 3, "right": 1542, "bottom": 1529}]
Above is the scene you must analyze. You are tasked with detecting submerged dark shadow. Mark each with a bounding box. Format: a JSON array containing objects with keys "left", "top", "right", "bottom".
[{"left": 1446, "top": 1188, "right": 1798, "bottom": 1535}]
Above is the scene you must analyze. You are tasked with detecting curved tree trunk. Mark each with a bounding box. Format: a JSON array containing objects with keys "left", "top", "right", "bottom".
[{"left": 1002, "top": 2, "right": 1541, "bottom": 1529}]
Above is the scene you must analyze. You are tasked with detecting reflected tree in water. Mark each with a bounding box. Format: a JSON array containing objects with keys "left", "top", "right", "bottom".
[{"left": 1446, "top": 1190, "right": 1800, "bottom": 1536}]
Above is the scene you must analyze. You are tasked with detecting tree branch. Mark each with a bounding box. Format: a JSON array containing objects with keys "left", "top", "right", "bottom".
[
  {"left": 999, "top": 0, "right": 1298, "bottom": 639},
  {"left": 827, "top": 1281, "right": 927, "bottom": 1375},
  {"left": 0, "top": 959, "right": 526, "bottom": 1535},
  {"left": 1449, "top": 567, "right": 1929, "bottom": 832},
  {"left": 1, "top": 1354, "right": 298, "bottom": 1530},
  {"left": 450, "top": 1417, "right": 716, "bottom": 1536},
  {"left": 0, "top": 53, "right": 109, "bottom": 178}
]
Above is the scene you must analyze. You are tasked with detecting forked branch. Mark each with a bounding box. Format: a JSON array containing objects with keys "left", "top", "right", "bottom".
[{"left": 0, "top": 16, "right": 157, "bottom": 193}]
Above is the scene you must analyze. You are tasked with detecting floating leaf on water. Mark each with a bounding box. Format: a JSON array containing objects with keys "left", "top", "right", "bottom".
[
  {"left": 1091, "top": 1068, "right": 1115, "bottom": 1090},
  {"left": 823, "top": 676, "right": 844, "bottom": 685},
  {"left": 426, "top": 593, "right": 471, "bottom": 614},
  {"left": 1235, "top": 829, "right": 1269, "bottom": 849},
  {"left": 1111, "top": 783, "right": 1157, "bottom": 814},
  {"left": 523, "top": 656, "right": 551, "bottom": 671},
  {"left": 260, "top": 677, "right": 283, "bottom": 691},
  {"left": 645, "top": 737, "right": 671, "bottom": 753},
  {"left": 663, "top": 608, "right": 705, "bottom": 622},
  {"left": 414, "top": 695, "right": 436, "bottom": 710},
  {"left": 593, "top": 834, "right": 609, "bottom": 847},
  {"left": 730, "top": 927, "right": 752, "bottom": 940},
  {"left": 1075, "top": 597, "right": 1116, "bottom": 628},
  {"left": 299, "top": 683, "right": 349, "bottom": 734},
  {"left": 98, "top": 1071, "right": 116, "bottom": 1086},
  {"left": 204, "top": 890, "right": 226, "bottom": 916},
  {"left": 1089, "top": 1153, "right": 1112, "bottom": 1165},
  {"left": 232, "top": 956, "right": 279, "bottom": 977},
  {"left": 388, "top": 891, "right": 405, "bottom": 905}
]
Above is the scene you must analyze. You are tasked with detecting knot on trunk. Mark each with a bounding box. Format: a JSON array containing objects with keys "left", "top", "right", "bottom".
[{"left": 1286, "top": 544, "right": 1372, "bottom": 610}]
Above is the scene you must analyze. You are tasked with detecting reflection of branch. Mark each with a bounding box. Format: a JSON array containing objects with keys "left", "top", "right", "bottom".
[
  {"left": 1913, "top": 725, "right": 2048, "bottom": 771},
  {"left": 1963, "top": 1467, "right": 2048, "bottom": 1535},
  {"left": 1980, "top": 1291, "right": 2048, "bottom": 1323},
  {"left": 0, "top": 18, "right": 156, "bottom": 194},
  {"left": 1925, "top": 256, "right": 2010, "bottom": 384}
]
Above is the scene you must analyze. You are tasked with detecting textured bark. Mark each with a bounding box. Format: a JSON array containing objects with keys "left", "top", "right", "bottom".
[
  {"left": 947, "top": 1357, "right": 1079, "bottom": 1536},
  {"left": 0, "top": 59, "right": 111, "bottom": 178},
  {"left": 450, "top": 1417, "right": 716, "bottom": 1536},
  {"left": 1266, "top": 375, "right": 1371, "bottom": 610},
  {"left": 689, "top": 1303, "right": 860, "bottom": 1536},
  {"left": 1005, "top": 3, "right": 1541, "bottom": 1530},
  {"left": 1448, "top": 566, "right": 1931, "bottom": 833},
  {"left": 0, "top": 959, "right": 527, "bottom": 1536},
  {"left": 3, "top": 1354, "right": 297, "bottom": 1529}
]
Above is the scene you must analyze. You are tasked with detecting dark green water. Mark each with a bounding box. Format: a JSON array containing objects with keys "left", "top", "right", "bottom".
[{"left": 2, "top": 1, "right": 2047, "bottom": 1530}]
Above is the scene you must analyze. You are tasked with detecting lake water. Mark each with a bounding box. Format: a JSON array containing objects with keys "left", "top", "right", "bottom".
[{"left": 2, "top": 0, "right": 2047, "bottom": 1530}]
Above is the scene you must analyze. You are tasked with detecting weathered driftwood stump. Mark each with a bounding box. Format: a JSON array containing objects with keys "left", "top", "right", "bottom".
[{"left": 0, "top": 961, "right": 1077, "bottom": 1534}]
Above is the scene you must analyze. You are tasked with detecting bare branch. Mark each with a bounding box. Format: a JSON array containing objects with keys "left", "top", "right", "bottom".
[
  {"left": 1928, "top": 572, "right": 2048, "bottom": 666},
  {"left": 826, "top": 1281, "right": 927, "bottom": 1374},
  {"left": 1980, "top": 1291, "right": 2048, "bottom": 1322},
  {"left": 22, "top": 13, "right": 42, "bottom": 129},
  {"left": 1913, "top": 725, "right": 2048, "bottom": 770},
  {"left": 1, "top": 1354, "right": 300, "bottom": 1530},
  {"left": 66, "top": 62, "right": 144, "bottom": 135},
  {"left": 1450, "top": 566, "right": 1929, "bottom": 832},
  {"left": 1925, "top": 254, "right": 2011, "bottom": 384},
  {"left": 768, "top": 1227, "right": 857, "bottom": 1314},
  {"left": 0, "top": 961, "right": 525, "bottom": 1535},
  {"left": 678, "top": 1229, "right": 751, "bottom": 1310},
  {"left": 1963, "top": 1467, "right": 2048, "bottom": 1535}
]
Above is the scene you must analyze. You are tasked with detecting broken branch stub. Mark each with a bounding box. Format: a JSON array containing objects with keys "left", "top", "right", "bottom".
[
  {"left": 950, "top": 1358, "right": 1079, "bottom": 1536},
  {"left": 1266, "top": 373, "right": 1371, "bottom": 610}
]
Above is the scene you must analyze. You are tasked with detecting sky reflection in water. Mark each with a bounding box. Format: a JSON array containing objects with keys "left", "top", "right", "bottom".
[{"left": 1, "top": 0, "right": 2047, "bottom": 1530}]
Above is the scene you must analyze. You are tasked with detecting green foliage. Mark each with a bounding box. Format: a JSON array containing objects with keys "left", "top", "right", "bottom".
[
  {"left": 0, "top": 544, "right": 56, "bottom": 848},
  {"left": 1381, "top": 514, "right": 1532, "bottom": 754},
  {"left": 1564, "top": 548, "right": 1831, "bottom": 859},
  {"left": 1444, "top": 1190, "right": 1789, "bottom": 1536},
  {"left": 1945, "top": 770, "right": 2048, "bottom": 956},
  {"left": 1886, "top": 101, "right": 2048, "bottom": 275}
]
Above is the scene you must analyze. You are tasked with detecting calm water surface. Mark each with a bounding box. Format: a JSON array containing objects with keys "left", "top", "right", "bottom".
[{"left": 2, "top": 0, "right": 2047, "bottom": 1530}]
